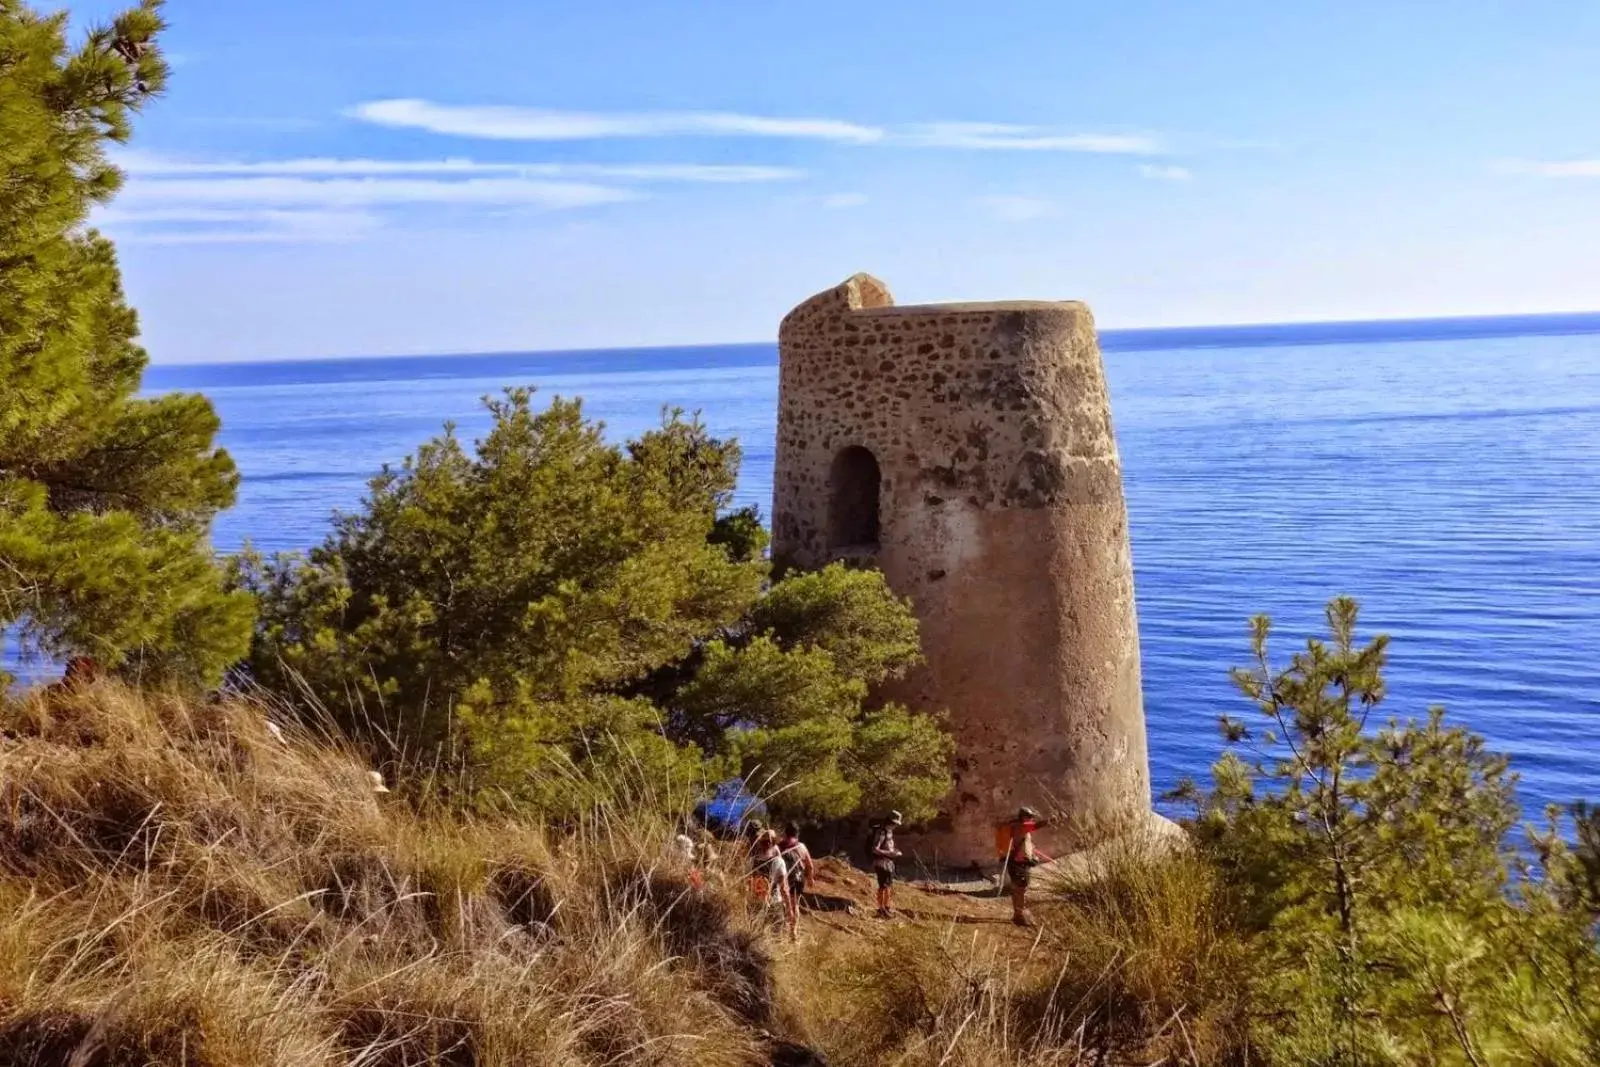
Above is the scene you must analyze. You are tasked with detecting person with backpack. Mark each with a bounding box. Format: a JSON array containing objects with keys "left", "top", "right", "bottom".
[
  {"left": 778, "top": 823, "right": 814, "bottom": 907},
  {"left": 692, "top": 827, "right": 719, "bottom": 890},
  {"left": 743, "top": 820, "right": 769, "bottom": 900},
  {"left": 1002, "top": 805, "right": 1052, "bottom": 927},
  {"left": 869, "top": 810, "right": 904, "bottom": 919},
  {"left": 749, "top": 828, "right": 798, "bottom": 939}
]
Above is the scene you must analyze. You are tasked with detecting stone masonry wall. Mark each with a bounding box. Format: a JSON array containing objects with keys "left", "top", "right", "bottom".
[{"left": 772, "top": 274, "right": 1151, "bottom": 866}]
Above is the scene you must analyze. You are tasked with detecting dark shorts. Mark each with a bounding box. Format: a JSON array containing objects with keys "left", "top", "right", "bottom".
[
  {"left": 1009, "top": 862, "right": 1032, "bottom": 889},
  {"left": 875, "top": 864, "right": 895, "bottom": 890}
]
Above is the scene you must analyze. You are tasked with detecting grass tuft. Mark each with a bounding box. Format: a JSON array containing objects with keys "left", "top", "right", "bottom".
[{"left": 0, "top": 682, "right": 771, "bottom": 1066}]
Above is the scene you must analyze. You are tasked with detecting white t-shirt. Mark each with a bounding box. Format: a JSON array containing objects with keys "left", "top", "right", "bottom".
[{"left": 764, "top": 853, "right": 788, "bottom": 902}]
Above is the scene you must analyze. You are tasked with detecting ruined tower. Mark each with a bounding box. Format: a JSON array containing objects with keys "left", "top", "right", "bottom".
[{"left": 772, "top": 274, "right": 1151, "bottom": 865}]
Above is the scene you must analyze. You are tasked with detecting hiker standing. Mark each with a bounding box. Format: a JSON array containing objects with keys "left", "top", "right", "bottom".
[
  {"left": 870, "top": 810, "right": 904, "bottom": 919},
  {"left": 749, "top": 828, "right": 798, "bottom": 938},
  {"left": 691, "top": 827, "right": 718, "bottom": 890},
  {"left": 668, "top": 822, "right": 700, "bottom": 887},
  {"left": 1003, "top": 805, "right": 1052, "bottom": 927},
  {"left": 778, "top": 823, "right": 814, "bottom": 907},
  {"left": 744, "top": 821, "right": 769, "bottom": 900}
]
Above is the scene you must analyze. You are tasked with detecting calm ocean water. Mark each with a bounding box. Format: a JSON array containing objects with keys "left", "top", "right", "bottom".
[{"left": 146, "top": 316, "right": 1600, "bottom": 816}]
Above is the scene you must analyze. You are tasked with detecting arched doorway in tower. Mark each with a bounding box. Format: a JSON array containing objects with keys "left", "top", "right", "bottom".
[{"left": 828, "top": 445, "right": 881, "bottom": 554}]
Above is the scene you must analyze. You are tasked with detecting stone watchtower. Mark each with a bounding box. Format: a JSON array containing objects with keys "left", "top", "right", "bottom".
[{"left": 772, "top": 274, "right": 1151, "bottom": 866}]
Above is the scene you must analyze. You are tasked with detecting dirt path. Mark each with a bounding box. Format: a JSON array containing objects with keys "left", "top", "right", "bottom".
[{"left": 776, "top": 856, "right": 1044, "bottom": 952}]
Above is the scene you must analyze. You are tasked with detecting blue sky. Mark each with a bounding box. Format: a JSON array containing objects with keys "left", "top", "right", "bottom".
[{"left": 66, "top": 0, "right": 1600, "bottom": 362}]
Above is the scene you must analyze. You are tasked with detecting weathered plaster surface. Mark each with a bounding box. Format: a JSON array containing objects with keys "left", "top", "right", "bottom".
[{"left": 773, "top": 274, "right": 1151, "bottom": 865}]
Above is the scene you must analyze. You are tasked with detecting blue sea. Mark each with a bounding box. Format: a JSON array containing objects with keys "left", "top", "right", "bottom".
[{"left": 146, "top": 314, "right": 1600, "bottom": 817}]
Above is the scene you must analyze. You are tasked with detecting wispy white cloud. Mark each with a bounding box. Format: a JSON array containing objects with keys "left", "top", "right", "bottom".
[
  {"left": 102, "top": 154, "right": 657, "bottom": 243},
  {"left": 901, "top": 122, "right": 1159, "bottom": 154},
  {"left": 101, "top": 207, "right": 358, "bottom": 224},
  {"left": 118, "top": 176, "right": 639, "bottom": 210},
  {"left": 821, "top": 192, "right": 868, "bottom": 209},
  {"left": 348, "top": 100, "right": 1162, "bottom": 155},
  {"left": 1496, "top": 158, "right": 1600, "bottom": 178},
  {"left": 351, "top": 99, "right": 885, "bottom": 144},
  {"left": 95, "top": 206, "right": 381, "bottom": 244},
  {"left": 1137, "top": 163, "right": 1192, "bottom": 181},
  {"left": 114, "top": 151, "right": 802, "bottom": 183},
  {"left": 557, "top": 163, "right": 799, "bottom": 183},
  {"left": 103, "top": 147, "right": 819, "bottom": 243},
  {"left": 975, "top": 195, "right": 1059, "bottom": 222}
]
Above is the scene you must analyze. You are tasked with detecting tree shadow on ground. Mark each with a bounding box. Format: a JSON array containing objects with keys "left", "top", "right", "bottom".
[{"left": 797, "top": 891, "right": 856, "bottom": 914}]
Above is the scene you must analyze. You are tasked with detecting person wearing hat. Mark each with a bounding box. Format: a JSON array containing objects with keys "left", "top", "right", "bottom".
[
  {"left": 869, "top": 810, "right": 904, "bottom": 919},
  {"left": 1003, "top": 805, "right": 1052, "bottom": 926}
]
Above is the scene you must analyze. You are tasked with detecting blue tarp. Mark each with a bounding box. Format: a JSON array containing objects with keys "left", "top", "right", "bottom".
[{"left": 694, "top": 778, "right": 767, "bottom": 833}]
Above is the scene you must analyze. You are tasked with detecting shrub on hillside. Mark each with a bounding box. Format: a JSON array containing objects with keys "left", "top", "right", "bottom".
[{"left": 234, "top": 389, "right": 952, "bottom": 824}]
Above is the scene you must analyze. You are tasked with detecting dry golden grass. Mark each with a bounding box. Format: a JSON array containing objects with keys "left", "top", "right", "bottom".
[
  {"left": 781, "top": 835, "right": 1253, "bottom": 1067},
  {"left": 0, "top": 683, "right": 775, "bottom": 1066},
  {"left": 0, "top": 682, "right": 1261, "bottom": 1066},
  {"left": 782, "top": 922, "right": 1078, "bottom": 1067},
  {"left": 1032, "top": 838, "right": 1253, "bottom": 1064}
]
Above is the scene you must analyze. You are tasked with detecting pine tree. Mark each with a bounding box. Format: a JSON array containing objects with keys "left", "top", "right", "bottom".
[
  {"left": 1180, "top": 597, "right": 1600, "bottom": 1065},
  {"left": 238, "top": 390, "right": 953, "bottom": 822},
  {"left": 0, "top": 0, "right": 252, "bottom": 683}
]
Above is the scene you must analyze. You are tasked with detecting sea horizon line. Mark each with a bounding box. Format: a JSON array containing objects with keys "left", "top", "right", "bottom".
[{"left": 143, "top": 307, "right": 1600, "bottom": 384}]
